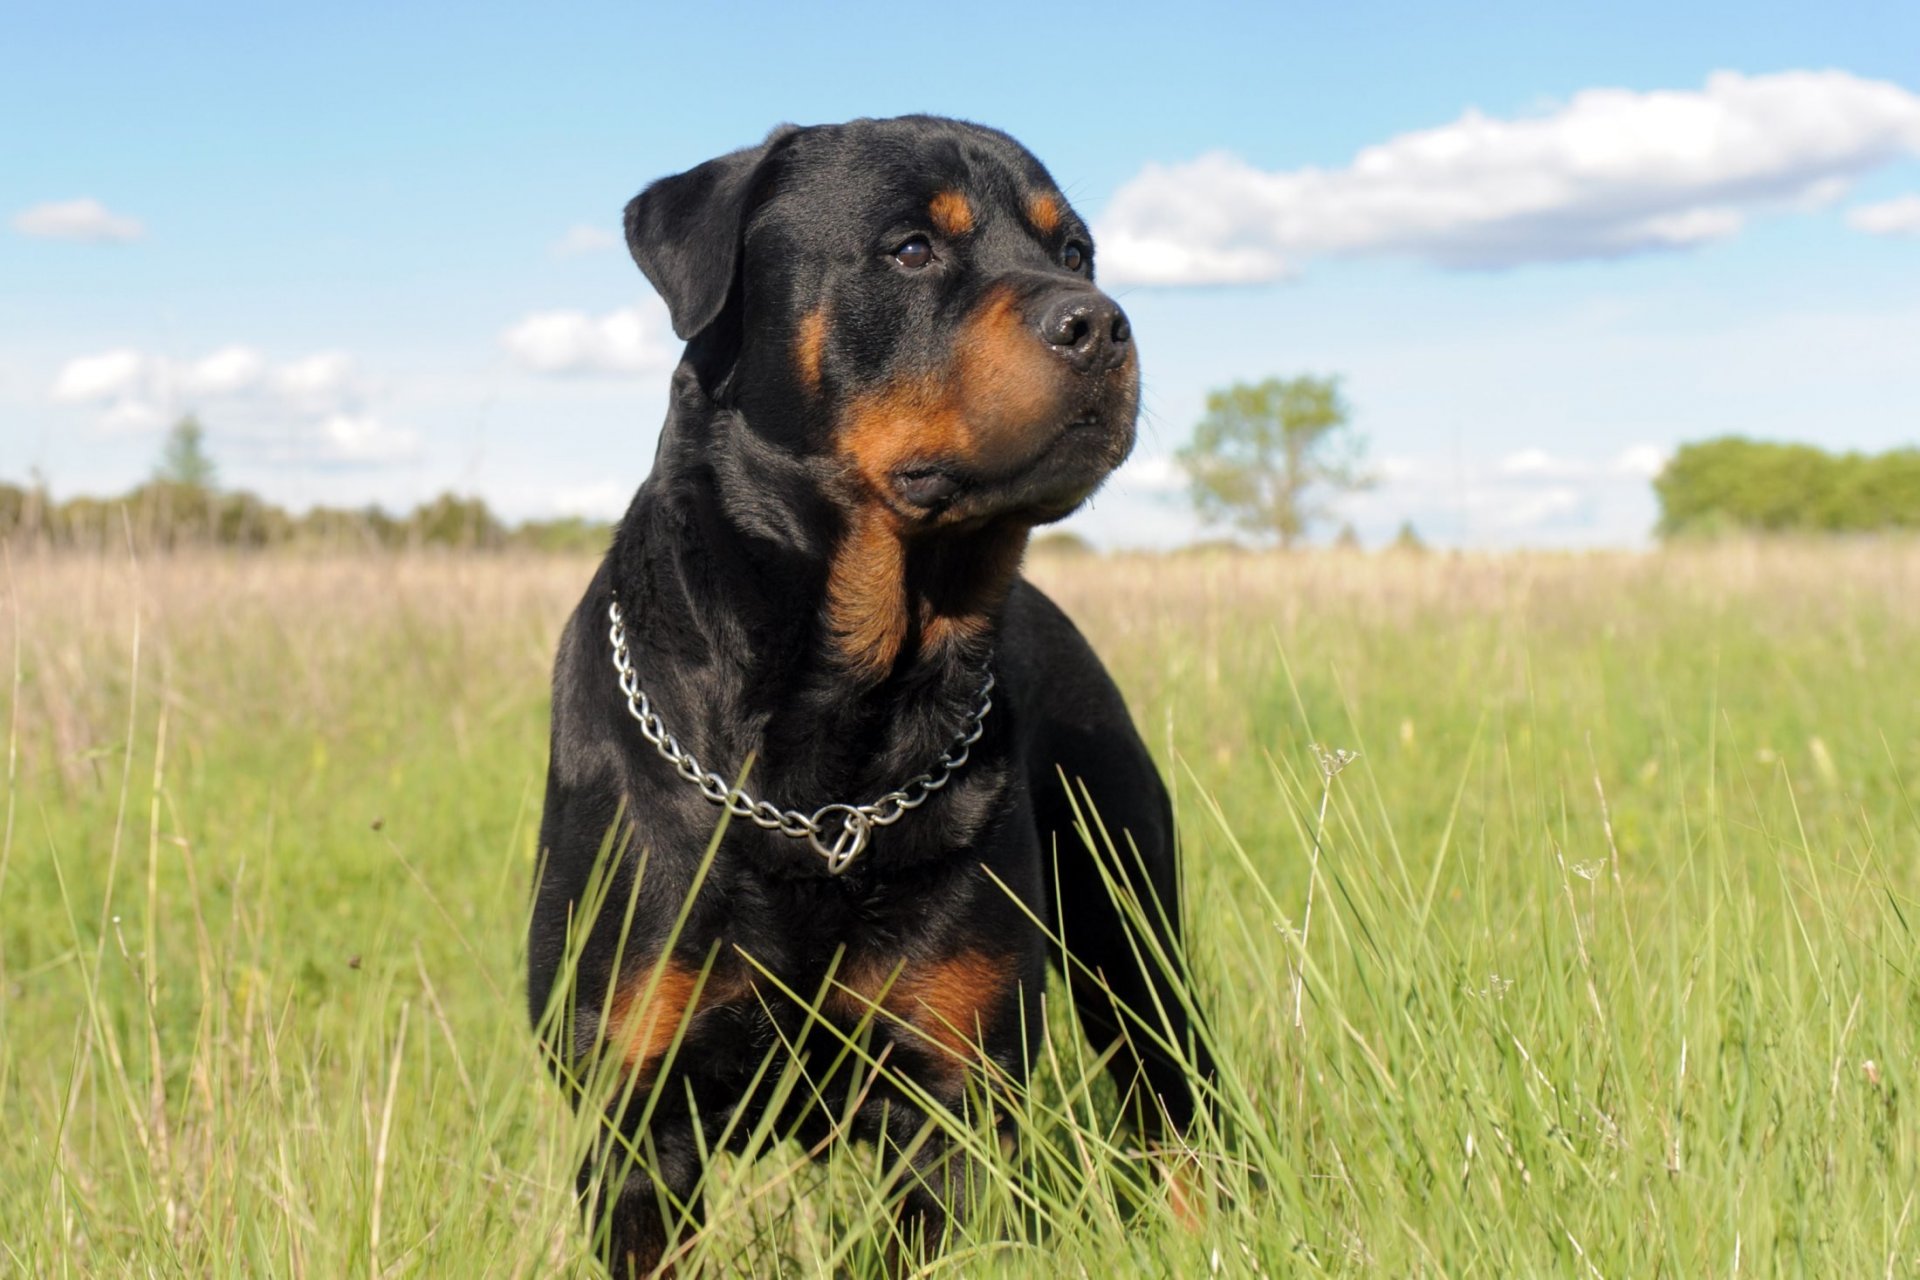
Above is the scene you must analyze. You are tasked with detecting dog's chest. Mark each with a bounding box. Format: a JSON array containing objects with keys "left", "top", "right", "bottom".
[{"left": 623, "top": 866, "right": 1028, "bottom": 1096}]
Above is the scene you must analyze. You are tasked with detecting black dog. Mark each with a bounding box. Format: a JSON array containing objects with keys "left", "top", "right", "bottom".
[{"left": 528, "top": 115, "right": 1212, "bottom": 1276}]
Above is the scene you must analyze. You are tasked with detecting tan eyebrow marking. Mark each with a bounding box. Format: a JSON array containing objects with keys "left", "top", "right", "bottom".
[
  {"left": 794, "top": 306, "right": 826, "bottom": 392},
  {"left": 1026, "top": 192, "right": 1062, "bottom": 236},
  {"left": 929, "top": 189, "right": 975, "bottom": 238}
]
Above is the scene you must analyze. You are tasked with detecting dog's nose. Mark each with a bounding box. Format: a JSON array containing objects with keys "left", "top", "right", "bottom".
[{"left": 1039, "top": 293, "right": 1131, "bottom": 373}]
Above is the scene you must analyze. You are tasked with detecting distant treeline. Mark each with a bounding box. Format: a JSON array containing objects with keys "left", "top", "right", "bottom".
[
  {"left": 0, "top": 480, "right": 611, "bottom": 552},
  {"left": 1656, "top": 437, "right": 1920, "bottom": 538},
  {"left": 18, "top": 433, "right": 1917, "bottom": 553}
]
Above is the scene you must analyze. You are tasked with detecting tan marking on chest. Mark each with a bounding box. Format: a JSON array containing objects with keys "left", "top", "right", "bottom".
[
  {"left": 828, "top": 950, "right": 1016, "bottom": 1086},
  {"left": 606, "top": 958, "right": 719, "bottom": 1079},
  {"left": 917, "top": 523, "right": 1028, "bottom": 655},
  {"left": 824, "top": 503, "right": 911, "bottom": 676},
  {"left": 824, "top": 283, "right": 1060, "bottom": 675}
]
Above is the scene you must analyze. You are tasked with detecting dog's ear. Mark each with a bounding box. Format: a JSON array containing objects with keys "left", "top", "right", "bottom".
[{"left": 625, "top": 125, "right": 798, "bottom": 341}]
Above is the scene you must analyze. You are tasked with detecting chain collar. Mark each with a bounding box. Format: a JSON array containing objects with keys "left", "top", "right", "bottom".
[{"left": 606, "top": 600, "right": 994, "bottom": 875}]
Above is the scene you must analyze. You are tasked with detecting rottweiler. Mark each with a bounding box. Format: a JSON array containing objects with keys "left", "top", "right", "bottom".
[{"left": 527, "top": 114, "right": 1213, "bottom": 1275}]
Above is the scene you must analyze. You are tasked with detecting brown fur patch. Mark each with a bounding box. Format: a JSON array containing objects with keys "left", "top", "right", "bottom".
[
  {"left": 826, "top": 283, "right": 1081, "bottom": 674},
  {"left": 1158, "top": 1151, "right": 1209, "bottom": 1234},
  {"left": 607, "top": 959, "right": 703, "bottom": 1079},
  {"left": 829, "top": 950, "right": 1014, "bottom": 1088},
  {"left": 837, "top": 384, "right": 970, "bottom": 498},
  {"left": 836, "top": 284, "right": 1063, "bottom": 493},
  {"left": 918, "top": 523, "right": 1028, "bottom": 655},
  {"left": 824, "top": 503, "right": 910, "bottom": 676},
  {"left": 948, "top": 287, "right": 1067, "bottom": 465},
  {"left": 918, "top": 607, "right": 992, "bottom": 656},
  {"left": 1026, "top": 192, "right": 1062, "bottom": 236},
  {"left": 929, "top": 189, "right": 975, "bottom": 238},
  {"left": 903, "top": 951, "right": 1014, "bottom": 1061},
  {"left": 794, "top": 307, "right": 826, "bottom": 393}
]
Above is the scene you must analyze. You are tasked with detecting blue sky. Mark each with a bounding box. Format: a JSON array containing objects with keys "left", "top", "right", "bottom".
[{"left": 6, "top": 0, "right": 1919, "bottom": 547}]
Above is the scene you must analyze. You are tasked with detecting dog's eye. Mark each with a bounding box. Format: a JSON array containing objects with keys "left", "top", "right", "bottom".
[
  {"left": 1062, "top": 243, "right": 1088, "bottom": 273},
  {"left": 892, "top": 236, "right": 933, "bottom": 270}
]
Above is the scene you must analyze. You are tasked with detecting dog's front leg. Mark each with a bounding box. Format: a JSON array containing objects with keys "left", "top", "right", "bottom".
[
  {"left": 579, "top": 1106, "right": 705, "bottom": 1280},
  {"left": 877, "top": 1086, "right": 1022, "bottom": 1270},
  {"left": 883, "top": 1108, "right": 973, "bottom": 1266}
]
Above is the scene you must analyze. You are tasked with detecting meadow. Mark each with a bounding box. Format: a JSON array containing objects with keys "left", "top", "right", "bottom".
[{"left": 2, "top": 542, "right": 1917, "bottom": 1276}]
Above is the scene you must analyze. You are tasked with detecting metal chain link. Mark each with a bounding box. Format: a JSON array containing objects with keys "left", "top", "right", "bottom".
[{"left": 606, "top": 600, "right": 993, "bottom": 874}]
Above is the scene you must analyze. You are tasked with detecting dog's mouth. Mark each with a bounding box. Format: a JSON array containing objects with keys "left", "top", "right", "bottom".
[
  {"left": 892, "top": 464, "right": 964, "bottom": 509},
  {"left": 886, "top": 412, "right": 1129, "bottom": 527}
]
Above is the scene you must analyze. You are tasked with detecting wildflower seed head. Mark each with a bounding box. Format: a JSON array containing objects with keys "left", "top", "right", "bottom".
[{"left": 1313, "top": 744, "right": 1360, "bottom": 779}]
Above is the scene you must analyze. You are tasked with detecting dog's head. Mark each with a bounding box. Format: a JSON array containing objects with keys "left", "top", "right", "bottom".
[{"left": 625, "top": 116, "right": 1137, "bottom": 534}]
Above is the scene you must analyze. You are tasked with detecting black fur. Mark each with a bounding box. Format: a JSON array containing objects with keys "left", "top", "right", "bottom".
[
  {"left": 529, "top": 114, "right": 1213, "bottom": 1276},
  {"left": 624, "top": 125, "right": 798, "bottom": 341}
]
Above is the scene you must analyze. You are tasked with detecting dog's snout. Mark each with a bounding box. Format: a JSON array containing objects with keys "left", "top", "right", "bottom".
[{"left": 1039, "top": 293, "right": 1131, "bottom": 373}]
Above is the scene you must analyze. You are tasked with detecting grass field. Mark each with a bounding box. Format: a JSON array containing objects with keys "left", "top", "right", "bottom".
[{"left": 3, "top": 543, "right": 1918, "bottom": 1276}]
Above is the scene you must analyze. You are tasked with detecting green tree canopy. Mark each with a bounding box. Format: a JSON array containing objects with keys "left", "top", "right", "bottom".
[
  {"left": 1655, "top": 437, "right": 1920, "bottom": 536},
  {"left": 1029, "top": 529, "right": 1097, "bottom": 557},
  {"left": 0, "top": 477, "right": 608, "bottom": 553},
  {"left": 155, "top": 415, "right": 218, "bottom": 490},
  {"left": 1175, "top": 376, "right": 1370, "bottom": 548}
]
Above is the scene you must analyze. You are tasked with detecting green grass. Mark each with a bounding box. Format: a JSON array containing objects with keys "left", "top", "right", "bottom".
[{"left": 3, "top": 543, "right": 1917, "bottom": 1276}]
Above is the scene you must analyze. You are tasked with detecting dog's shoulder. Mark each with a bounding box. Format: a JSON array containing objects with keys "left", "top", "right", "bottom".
[
  {"left": 999, "top": 576, "right": 1123, "bottom": 721},
  {"left": 547, "top": 561, "right": 624, "bottom": 792}
]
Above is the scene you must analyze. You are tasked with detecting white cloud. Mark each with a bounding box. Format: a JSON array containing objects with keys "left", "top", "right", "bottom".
[
  {"left": 1499, "top": 447, "right": 1560, "bottom": 476},
  {"left": 553, "top": 224, "right": 621, "bottom": 257},
  {"left": 311, "top": 413, "right": 417, "bottom": 464},
  {"left": 1098, "top": 70, "right": 1920, "bottom": 284},
  {"left": 1347, "top": 445, "right": 1666, "bottom": 546},
  {"left": 547, "top": 480, "right": 631, "bottom": 519},
  {"left": 273, "top": 351, "right": 357, "bottom": 405},
  {"left": 501, "top": 297, "right": 675, "bottom": 375},
  {"left": 1847, "top": 193, "right": 1920, "bottom": 236},
  {"left": 1496, "top": 485, "right": 1584, "bottom": 530},
  {"left": 184, "top": 345, "right": 268, "bottom": 397},
  {"left": 1114, "top": 452, "right": 1186, "bottom": 494},
  {"left": 48, "top": 345, "right": 415, "bottom": 466},
  {"left": 1495, "top": 444, "right": 1669, "bottom": 480},
  {"left": 1612, "top": 443, "right": 1670, "bottom": 478},
  {"left": 12, "top": 197, "right": 146, "bottom": 242},
  {"left": 50, "top": 349, "right": 155, "bottom": 403},
  {"left": 1063, "top": 439, "right": 1669, "bottom": 551}
]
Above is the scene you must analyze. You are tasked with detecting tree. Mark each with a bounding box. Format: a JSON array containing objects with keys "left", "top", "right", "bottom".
[
  {"left": 1654, "top": 437, "right": 1920, "bottom": 536},
  {"left": 155, "top": 415, "right": 218, "bottom": 490},
  {"left": 408, "top": 492, "right": 506, "bottom": 548},
  {"left": 1175, "top": 376, "right": 1369, "bottom": 548},
  {"left": 1029, "top": 529, "right": 1097, "bottom": 557}
]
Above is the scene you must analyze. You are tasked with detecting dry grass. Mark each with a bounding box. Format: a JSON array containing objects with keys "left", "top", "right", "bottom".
[{"left": 4, "top": 540, "right": 1919, "bottom": 1275}]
